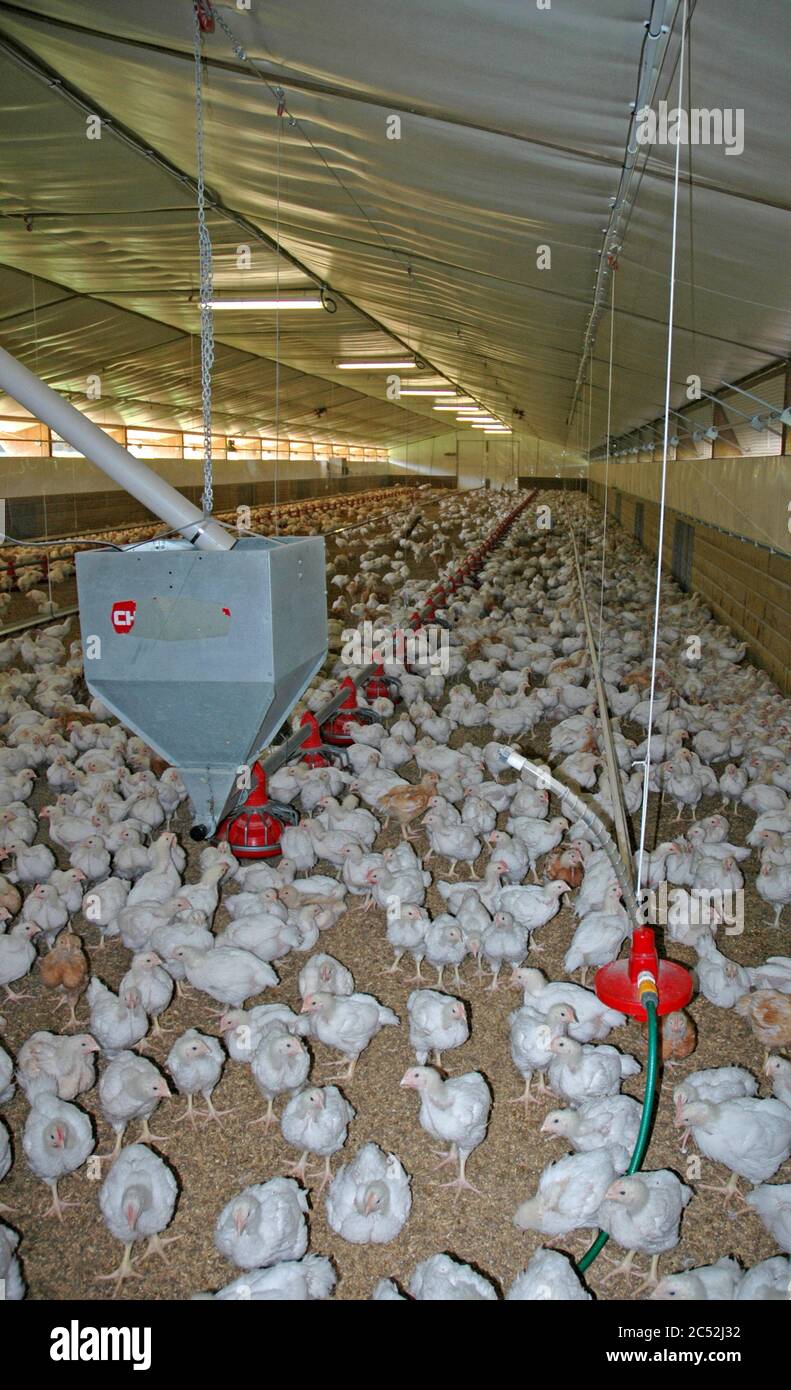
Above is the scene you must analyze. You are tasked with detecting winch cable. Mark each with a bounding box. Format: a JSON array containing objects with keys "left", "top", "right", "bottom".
[
  {"left": 634, "top": 0, "right": 687, "bottom": 900},
  {"left": 193, "top": 2, "right": 215, "bottom": 518},
  {"left": 596, "top": 271, "right": 616, "bottom": 660}
]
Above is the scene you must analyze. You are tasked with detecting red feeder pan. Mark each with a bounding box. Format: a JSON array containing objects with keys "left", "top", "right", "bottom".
[
  {"left": 216, "top": 762, "right": 297, "bottom": 859},
  {"left": 364, "top": 663, "right": 401, "bottom": 704},
  {"left": 595, "top": 926, "right": 693, "bottom": 1021},
  {"left": 298, "top": 712, "right": 331, "bottom": 768},
  {"left": 321, "top": 676, "right": 380, "bottom": 747}
]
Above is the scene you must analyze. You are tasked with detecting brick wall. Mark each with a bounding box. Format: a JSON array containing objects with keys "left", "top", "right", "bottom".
[{"left": 589, "top": 483, "right": 791, "bottom": 696}]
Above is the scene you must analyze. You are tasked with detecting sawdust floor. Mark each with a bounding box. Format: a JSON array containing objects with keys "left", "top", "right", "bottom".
[
  {"left": 2, "top": 500, "right": 788, "bottom": 1299},
  {"left": 1, "top": 720, "right": 787, "bottom": 1302}
]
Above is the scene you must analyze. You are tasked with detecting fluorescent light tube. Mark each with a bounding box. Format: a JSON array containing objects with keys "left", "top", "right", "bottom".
[
  {"left": 336, "top": 360, "right": 416, "bottom": 370},
  {"left": 210, "top": 298, "right": 323, "bottom": 309}
]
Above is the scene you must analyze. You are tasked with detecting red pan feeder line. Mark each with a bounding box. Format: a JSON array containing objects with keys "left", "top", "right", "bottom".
[
  {"left": 410, "top": 490, "right": 536, "bottom": 629},
  {"left": 216, "top": 761, "right": 299, "bottom": 859},
  {"left": 222, "top": 490, "right": 537, "bottom": 857}
]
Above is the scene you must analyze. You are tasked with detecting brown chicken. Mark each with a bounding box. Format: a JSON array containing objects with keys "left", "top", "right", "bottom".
[
  {"left": 0, "top": 874, "right": 22, "bottom": 918},
  {"left": 39, "top": 932, "right": 90, "bottom": 1029},
  {"left": 545, "top": 846, "right": 585, "bottom": 891},
  {"left": 735, "top": 990, "right": 791, "bottom": 1055},
  {"left": 378, "top": 773, "right": 439, "bottom": 840},
  {"left": 661, "top": 1010, "right": 698, "bottom": 1066}
]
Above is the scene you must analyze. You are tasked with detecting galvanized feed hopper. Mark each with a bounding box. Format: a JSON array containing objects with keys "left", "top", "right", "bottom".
[{"left": 76, "top": 535, "right": 328, "bottom": 836}]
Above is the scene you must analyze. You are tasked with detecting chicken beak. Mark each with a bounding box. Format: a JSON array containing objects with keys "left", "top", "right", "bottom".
[
  {"left": 363, "top": 1191, "right": 378, "bottom": 1216},
  {"left": 299, "top": 1000, "right": 310, "bottom": 1014},
  {"left": 233, "top": 1208, "right": 247, "bottom": 1236},
  {"left": 156, "top": 1081, "right": 171, "bottom": 1099}
]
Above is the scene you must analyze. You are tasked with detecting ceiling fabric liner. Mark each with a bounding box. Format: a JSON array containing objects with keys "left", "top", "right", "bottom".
[{"left": 0, "top": 0, "right": 787, "bottom": 450}]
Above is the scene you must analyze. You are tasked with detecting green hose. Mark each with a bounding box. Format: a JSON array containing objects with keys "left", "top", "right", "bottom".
[{"left": 576, "top": 994, "right": 660, "bottom": 1274}]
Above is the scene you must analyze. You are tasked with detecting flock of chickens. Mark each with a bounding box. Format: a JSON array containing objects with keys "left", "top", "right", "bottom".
[
  {"left": 0, "top": 486, "right": 419, "bottom": 619},
  {"left": 1, "top": 482, "right": 791, "bottom": 1302}
]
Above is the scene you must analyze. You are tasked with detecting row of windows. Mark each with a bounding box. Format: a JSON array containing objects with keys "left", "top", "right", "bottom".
[{"left": 0, "top": 418, "right": 390, "bottom": 465}]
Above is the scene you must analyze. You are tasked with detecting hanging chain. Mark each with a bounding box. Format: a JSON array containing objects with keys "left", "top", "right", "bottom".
[{"left": 193, "top": 3, "right": 214, "bottom": 515}]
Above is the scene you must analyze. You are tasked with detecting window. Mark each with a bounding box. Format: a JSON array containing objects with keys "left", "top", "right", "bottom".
[
  {"left": 634, "top": 501, "right": 644, "bottom": 544},
  {"left": 671, "top": 519, "right": 694, "bottom": 591},
  {"left": 260, "top": 439, "right": 290, "bottom": 461},
  {"left": 183, "top": 432, "right": 227, "bottom": 460},
  {"left": 225, "top": 437, "right": 261, "bottom": 460},
  {"left": 0, "top": 418, "right": 49, "bottom": 456},
  {"left": 126, "top": 428, "right": 182, "bottom": 459}
]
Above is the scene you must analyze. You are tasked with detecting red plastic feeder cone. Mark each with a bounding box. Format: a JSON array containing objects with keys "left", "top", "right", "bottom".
[
  {"left": 594, "top": 926, "right": 693, "bottom": 1022},
  {"left": 216, "top": 761, "right": 296, "bottom": 859},
  {"left": 298, "top": 712, "right": 331, "bottom": 768},
  {"left": 321, "top": 676, "right": 368, "bottom": 747},
  {"left": 364, "top": 663, "right": 401, "bottom": 704}
]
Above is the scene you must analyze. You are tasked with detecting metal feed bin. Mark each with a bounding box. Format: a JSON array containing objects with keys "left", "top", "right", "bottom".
[{"left": 76, "top": 534, "right": 328, "bottom": 836}]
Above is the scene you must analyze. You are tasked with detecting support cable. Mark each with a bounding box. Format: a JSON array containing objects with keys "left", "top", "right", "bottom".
[
  {"left": 634, "top": 0, "right": 687, "bottom": 896},
  {"left": 193, "top": 2, "right": 215, "bottom": 516}
]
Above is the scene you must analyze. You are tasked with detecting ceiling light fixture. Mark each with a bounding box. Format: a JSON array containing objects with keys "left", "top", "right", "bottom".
[
  {"left": 398, "top": 389, "right": 457, "bottom": 396},
  {"left": 336, "top": 360, "right": 416, "bottom": 370},
  {"left": 210, "top": 298, "right": 323, "bottom": 309}
]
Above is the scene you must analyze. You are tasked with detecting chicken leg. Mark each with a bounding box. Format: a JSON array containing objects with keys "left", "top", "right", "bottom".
[
  {"left": 96, "top": 1242, "right": 143, "bottom": 1297},
  {"left": 696, "top": 1170, "right": 749, "bottom": 1210},
  {"left": 139, "top": 1114, "right": 168, "bottom": 1145},
  {"left": 312, "top": 1154, "right": 335, "bottom": 1195},
  {"left": 139, "top": 1231, "right": 182, "bottom": 1264},
  {"left": 598, "top": 1248, "right": 640, "bottom": 1284},
  {"left": 42, "top": 1179, "right": 83, "bottom": 1221},
  {"left": 436, "top": 1147, "right": 483, "bottom": 1196},
  {"left": 199, "top": 1092, "right": 236, "bottom": 1126},
  {"left": 170, "top": 1096, "right": 198, "bottom": 1127},
  {"left": 284, "top": 1150, "right": 313, "bottom": 1183}
]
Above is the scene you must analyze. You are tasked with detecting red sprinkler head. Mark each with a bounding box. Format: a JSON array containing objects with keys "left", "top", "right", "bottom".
[{"left": 594, "top": 926, "right": 693, "bottom": 1022}]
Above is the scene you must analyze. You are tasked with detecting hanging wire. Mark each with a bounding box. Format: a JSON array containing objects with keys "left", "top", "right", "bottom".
[
  {"left": 193, "top": 2, "right": 215, "bottom": 516},
  {"left": 273, "top": 93, "right": 283, "bottom": 534},
  {"left": 582, "top": 350, "right": 593, "bottom": 583},
  {"left": 596, "top": 270, "right": 616, "bottom": 656},
  {"left": 634, "top": 0, "right": 688, "bottom": 895}
]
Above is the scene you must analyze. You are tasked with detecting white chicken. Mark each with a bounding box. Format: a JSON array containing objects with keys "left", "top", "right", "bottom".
[
  {"left": 400, "top": 1065, "right": 491, "bottom": 1194},
  {"left": 98, "top": 1143, "right": 178, "bottom": 1293},
  {"left": 22, "top": 1091, "right": 94, "bottom": 1218},
  {"left": 326, "top": 1142, "right": 412, "bottom": 1244},
  {"left": 406, "top": 989, "right": 468, "bottom": 1066},
  {"left": 514, "top": 1149, "right": 618, "bottom": 1237},
  {"left": 300, "top": 990, "right": 398, "bottom": 1081},
  {"left": 280, "top": 1085, "right": 355, "bottom": 1188},
  {"left": 548, "top": 1035, "right": 641, "bottom": 1103},
  {"left": 214, "top": 1178, "right": 309, "bottom": 1269}
]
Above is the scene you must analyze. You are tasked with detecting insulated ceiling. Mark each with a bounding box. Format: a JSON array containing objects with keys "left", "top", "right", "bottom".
[{"left": 0, "top": 0, "right": 787, "bottom": 450}]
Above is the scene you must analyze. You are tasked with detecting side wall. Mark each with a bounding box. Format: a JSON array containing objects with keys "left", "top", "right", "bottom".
[
  {"left": 0, "top": 455, "right": 453, "bottom": 536},
  {"left": 588, "top": 478, "right": 791, "bottom": 697}
]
